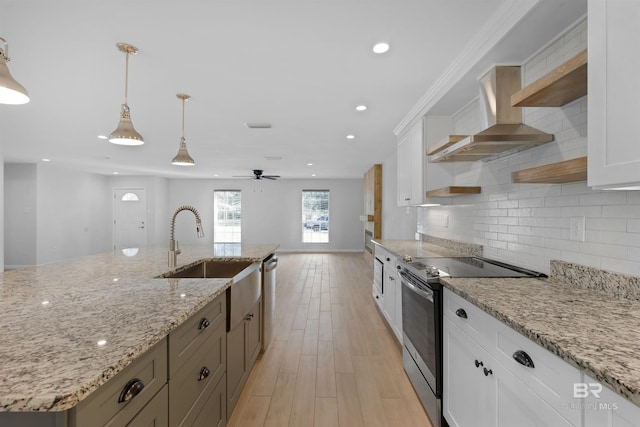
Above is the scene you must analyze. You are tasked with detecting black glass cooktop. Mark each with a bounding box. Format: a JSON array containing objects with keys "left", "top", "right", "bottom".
[{"left": 407, "top": 257, "right": 546, "bottom": 279}]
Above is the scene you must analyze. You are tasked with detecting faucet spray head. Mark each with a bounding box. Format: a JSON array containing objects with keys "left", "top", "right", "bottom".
[{"left": 196, "top": 219, "right": 204, "bottom": 238}]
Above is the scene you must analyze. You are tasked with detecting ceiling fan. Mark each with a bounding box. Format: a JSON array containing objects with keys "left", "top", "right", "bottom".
[{"left": 233, "top": 169, "right": 281, "bottom": 180}]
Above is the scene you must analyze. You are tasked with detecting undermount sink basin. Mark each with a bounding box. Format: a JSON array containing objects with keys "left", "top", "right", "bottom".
[{"left": 158, "top": 260, "right": 253, "bottom": 279}]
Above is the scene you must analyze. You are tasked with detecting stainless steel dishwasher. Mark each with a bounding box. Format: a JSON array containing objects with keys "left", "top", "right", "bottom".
[{"left": 261, "top": 254, "right": 278, "bottom": 352}]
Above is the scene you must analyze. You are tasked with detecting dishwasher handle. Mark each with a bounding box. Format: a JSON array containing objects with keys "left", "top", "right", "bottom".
[{"left": 264, "top": 254, "right": 278, "bottom": 273}]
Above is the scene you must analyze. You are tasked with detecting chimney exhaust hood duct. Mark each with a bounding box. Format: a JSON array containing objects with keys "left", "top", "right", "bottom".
[{"left": 430, "top": 66, "right": 553, "bottom": 162}]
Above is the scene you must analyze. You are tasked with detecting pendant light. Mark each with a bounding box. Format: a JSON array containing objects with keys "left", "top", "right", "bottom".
[
  {"left": 0, "top": 37, "right": 29, "bottom": 105},
  {"left": 171, "top": 93, "right": 195, "bottom": 166},
  {"left": 109, "top": 43, "right": 144, "bottom": 145}
]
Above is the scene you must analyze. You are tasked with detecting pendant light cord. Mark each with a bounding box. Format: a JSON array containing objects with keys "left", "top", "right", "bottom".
[
  {"left": 181, "top": 97, "right": 186, "bottom": 141},
  {"left": 124, "top": 51, "right": 129, "bottom": 105}
]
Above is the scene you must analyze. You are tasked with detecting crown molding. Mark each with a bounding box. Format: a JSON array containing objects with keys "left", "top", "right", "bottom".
[{"left": 393, "top": 0, "right": 542, "bottom": 138}]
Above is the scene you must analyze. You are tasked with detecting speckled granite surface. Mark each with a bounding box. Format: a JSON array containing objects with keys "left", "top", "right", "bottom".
[
  {"left": 421, "top": 235, "right": 483, "bottom": 257},
  {"left": 551, "top": 260, "right": 640, "bottom": 301},
  {"left": 372, "top": 239, "right": 472, "bottom": 259},
  {"left": 443, "top": 277, "right": 640, "bottom": 407},
  {"left": 0, "top": 243, "right": 278, "bottom": 412}
]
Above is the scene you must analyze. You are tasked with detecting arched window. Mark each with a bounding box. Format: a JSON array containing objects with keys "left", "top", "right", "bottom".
[{"left": 121, "top": 192, "right": 140, "bottom": 202}]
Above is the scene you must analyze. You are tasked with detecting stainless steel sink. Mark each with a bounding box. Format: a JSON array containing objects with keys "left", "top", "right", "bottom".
[{"left": 158, "top": 260, "right": 253, "bottom": 278}]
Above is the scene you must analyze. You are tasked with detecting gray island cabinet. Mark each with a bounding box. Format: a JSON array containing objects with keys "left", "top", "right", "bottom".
[{"left": 0, "top": 244, "right": 278, "bottom": 427}]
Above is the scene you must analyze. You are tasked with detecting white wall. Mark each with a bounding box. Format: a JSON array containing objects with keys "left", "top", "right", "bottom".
[
  {"left": 4, "top": 164, "right": 37, "bottom": 267},
  {"left": 36, "top": 164, "right": 111, "bottom": 264},
  {"left": 168, "top": 178, "right": 365, "bottom": 252},
  {"left": 381, "top": 150, "right": 417, "bottom": 240},
  {"left": 417, "top": 19, "right": 640, "bottom": 276},
  {"left": 0, "top": 131, "right": 4, "bottom": 271}
]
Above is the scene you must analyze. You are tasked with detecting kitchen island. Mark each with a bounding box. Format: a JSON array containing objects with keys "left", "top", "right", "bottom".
[{"left": 0, "top": 243, "right": 278, "bottom": 418}]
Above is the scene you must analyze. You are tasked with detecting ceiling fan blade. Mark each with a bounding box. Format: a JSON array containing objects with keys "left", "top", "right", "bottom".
[{"left": 262, "top": 176, "right": 279, "bottom": 180}]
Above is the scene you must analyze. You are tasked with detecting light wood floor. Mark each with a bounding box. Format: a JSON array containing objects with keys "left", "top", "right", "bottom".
[{"left": 227, "top": 252, "right": 433, "bottom": 427}]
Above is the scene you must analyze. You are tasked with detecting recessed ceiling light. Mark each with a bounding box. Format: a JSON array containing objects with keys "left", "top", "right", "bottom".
[
  {"left": 97, "top": 135, "right": 108, "bottom": 140},
  {"left": 41, "top": 158, "right": 51, "bottom": 162},
  {"left": 373, "top": 42, "right": 390, "bottom": 54},
  {"left": 346, "top": 134, "right": 355, "bottom": 140},
  {"left": 113, "top": 172, "right": 119, "bottom": 175},
  {"left": 213, "top": 174, "right": 219, "bottom": 177},
  {"left": 97, "top": 339, "right": 107, "bottom": 347},
  {"left": 312, "top": 174, "right": 316, "bottom": 177},
  {"left": 307, "top": 163, "right": 313, "bottom": 166},
  {"left": 355, "top": 105, "right": 367, "bottom": 111},
  {"left": 245, "top": 122, "right": 272, "bottom": 129}
]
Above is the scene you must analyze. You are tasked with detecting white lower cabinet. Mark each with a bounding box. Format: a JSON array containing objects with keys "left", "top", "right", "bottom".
[
  {"left": 373, "top": 244, "right": 402, "bottom": 343},
  {"left": 583, "top": 374, "right": 640, "bottom": 427},
  {"left": 444, "top": 288, "right": 583, "bottom": 427}
]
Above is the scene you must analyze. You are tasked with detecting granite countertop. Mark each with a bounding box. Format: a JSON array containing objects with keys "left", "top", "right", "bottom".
[
  {"left": 372, "top": 239, "right": 475, "bottom": 258},
  {"left": 442, "top": 277, "right": 640, "bottom": 407},
  {"left": 0, "top": 243, "right": 278, "bottom": 412}
]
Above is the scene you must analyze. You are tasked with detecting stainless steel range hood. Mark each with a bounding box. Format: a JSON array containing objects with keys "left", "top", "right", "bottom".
[{"left": 429, "top": 66, "right": 553, "bottom": 162}]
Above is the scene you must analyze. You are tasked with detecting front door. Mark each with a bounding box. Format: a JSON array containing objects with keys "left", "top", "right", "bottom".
[{"left": 113, "top": 188, "right": 147, "bottom": 252}]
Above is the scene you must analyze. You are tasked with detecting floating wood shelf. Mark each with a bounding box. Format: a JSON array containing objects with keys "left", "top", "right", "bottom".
[
  {"left": 427, "top": 135, "right": 468, "bottom": 156},
  {"left": 511, "top": 156, "right": 587, "bottom": 184},
  {"left": 426, "top": 186, "right": 481, "bottom": 197},
  {"left": 511, "top": 49, "right": 587, "bottom": 107}
]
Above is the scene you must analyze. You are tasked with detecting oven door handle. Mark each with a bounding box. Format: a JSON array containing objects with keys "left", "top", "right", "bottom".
[{"left": 399, "top": 271, "right": 433, "bottom": 302}]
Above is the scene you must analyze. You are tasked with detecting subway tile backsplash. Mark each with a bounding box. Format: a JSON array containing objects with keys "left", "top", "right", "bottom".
[{"left": 418, "top": 18, "right": 640, "bottom": 277}]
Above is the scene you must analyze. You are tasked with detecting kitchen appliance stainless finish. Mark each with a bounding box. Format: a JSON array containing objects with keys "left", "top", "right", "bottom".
[
  {"left": 227, "top": 261, "right": 262, "bottom": 332},
  {"left": 430, "top": 66, "right": 554, "bottom": 162},
  {"left": 261, "top": 254, "right": 278, "bottom": 352},
  {"left": 400, "top": 256, "right": 545, "bottom": 427}
]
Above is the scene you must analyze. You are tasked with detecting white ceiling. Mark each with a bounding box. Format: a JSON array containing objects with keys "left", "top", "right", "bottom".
[{"left": 0, "top": 0, "right": 586, "bottom": 180}]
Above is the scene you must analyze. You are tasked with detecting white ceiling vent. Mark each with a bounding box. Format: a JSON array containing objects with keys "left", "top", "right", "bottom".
[{"left": 245, "top": 122, "right": 272, "bottom": 129}]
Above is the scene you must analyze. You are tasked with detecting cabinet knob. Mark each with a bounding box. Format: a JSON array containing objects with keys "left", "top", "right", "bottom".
[
  {"left": 375, "top": 295, "right": 379, "bottom": 299},
  {"left": 118, "top": 378, "right": 145, "bottom": 403},
  {"left": 513, "top": 350, "right": 535, "bottom": 368},
  {"left": 474, "top": 359, "right": 483, "bottom": 368},
  {"left": 198, "top": 366, "right": 211, "bottom": 381},
  {"left": 386, "top": 257, "right": 391, "bottom": 262},
  {"left": 245, "top": 313, "right": 255, "bottom": 321},
  {"left": 198, "top": 317, "right": 210, "bottom": 330},
  {"left": 483, "top": 367, "right": 493, "bottom": 377},
  {"left": 455, "top": 308, "right": 468, "bottom": 319}
]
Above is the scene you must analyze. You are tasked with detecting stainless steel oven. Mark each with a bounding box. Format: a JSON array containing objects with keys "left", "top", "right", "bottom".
[
  {"left": 399, "top": 256, "right": 546, "bottom": 427},
  {"left": 400, "top": 268, "right": 444, "bottom": 427}
]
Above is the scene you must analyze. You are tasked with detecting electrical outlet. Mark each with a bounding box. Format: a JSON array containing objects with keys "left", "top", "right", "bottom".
[{"left": 570, "top": 217, "right": 586, "bottom": 242}]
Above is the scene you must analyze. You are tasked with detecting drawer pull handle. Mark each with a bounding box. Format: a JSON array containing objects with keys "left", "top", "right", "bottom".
[
  {"left": 118, "top": 378, "right": 145, "bottom": 403},
  {"left": 199, "top": 366, "right": 211, "bottom": 381},
  {"left": 483, "top": 367, "right": 493, "bottom": 377},
  {"left": 455, "top": 308, "right": 468, "bottom": 319},
  {"left": 474, "top": 359, "right": 483, "bottom": 368},
  {"left": 513, "top": 350, "right": 535, "bottom": 368},
  {"left": 198, "top": 317, "right": 210, "bottom": 330}
]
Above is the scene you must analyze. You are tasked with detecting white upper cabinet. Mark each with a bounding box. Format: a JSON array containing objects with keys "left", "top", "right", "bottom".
[
  {"left": 588, "top": 0, "right": 640, "bottom": 189},
  {"left": 397, "top": 116, "right": 453, "bottom": 206}
]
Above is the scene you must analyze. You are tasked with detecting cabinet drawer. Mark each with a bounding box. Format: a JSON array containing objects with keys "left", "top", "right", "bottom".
[
  {"left": 374, "top": 245, "right": 389, "bottom": 262},
  {"left": 444, "top": 289, "right": 496, "bottom": 344},
  {"left": 168, "top": 293, "right": 226, "bottom": 378},
  {"left": 490, "top": 320, "right": 582, "bottom": 426},
  {"left": 73, "top": 338, "right": 168, "bottom": 427},
  {"left": 188, "top": 373, "right": 227, "bottom": 427},
  {"left": 128, "top": 384, "right": 168, "bottom": 427},
  {"left": 169, "top": 320, "right": 226, "bottom": 427}
]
